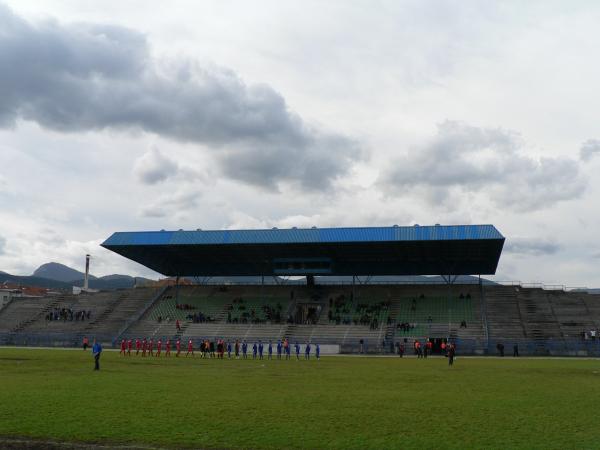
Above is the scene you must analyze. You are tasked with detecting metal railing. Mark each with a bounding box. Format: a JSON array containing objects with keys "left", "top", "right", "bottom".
[
  {"left": 166, "top": 279, "right": 592, "bottom": 292},
  {"left": 2, "top": 332, "right": 600, "bottom": 356}
]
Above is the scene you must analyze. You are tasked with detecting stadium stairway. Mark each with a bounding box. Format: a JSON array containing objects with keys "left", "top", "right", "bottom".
[
  {"left": 11, "top": 295, "right": 65, "bottom": 332},
  {"left": 581, "top": 293, "right": 600, "bottom": 328},
  {"left": 516, "top": 289, "right": 562, "bottom": 354},
  {"left": 69, "top": 288, "right": 161, "bottom": 345},
  {"left": 484, "top": 286, "right": 527, "bottom": 342},
  {"left": 547, "top": 291, "right": 596, "bottom": 339}
]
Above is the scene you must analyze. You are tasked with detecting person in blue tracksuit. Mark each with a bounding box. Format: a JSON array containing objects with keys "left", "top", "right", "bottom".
[
  {"left": 316, "top": 343, "right": 320, "bottom": 360},
  {"left": 242, "top": 341, "right": 248, "bottom": 359},
  {"left": 92, "top": 339, "right": 102, "bottom": 371},
  {"left": 295, "top": 342, "right": 300, "bottom": 360},
  {"left": 268, "top": 341, "right": 273, "bottom": 360},
  {"left": 258, "top": 341, "right": 264, "bottom": 360},
  {"left": 227, "top": 341, "right": 232, "bottom": 359},
  {"left": 277, "top": 340, "right": 282, "bottom": 360},
  {"left": 252, "top": 342, "right": 258, "bottom": 359},
  {"left": 305, "top": 342, "right": 311, "bottom": 360}
]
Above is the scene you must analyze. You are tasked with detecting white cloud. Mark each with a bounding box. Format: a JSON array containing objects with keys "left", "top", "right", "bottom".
[
  {"left": 504, "top": 237, "right": 560, "bottom": 256},
  {"left": 580, "top": 139, "right": 600, "bottom": 162},
  {"left": 133, "top": 147, "right": 178, "bottom": 184},
  {"left": 379, "top": 121, "right": 587, "bottom": 211}
]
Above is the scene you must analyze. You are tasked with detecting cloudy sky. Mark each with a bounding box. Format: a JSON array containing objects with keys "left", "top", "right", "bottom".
[{"left": 0, "top": 1, "right": 599, "bottom": 286}]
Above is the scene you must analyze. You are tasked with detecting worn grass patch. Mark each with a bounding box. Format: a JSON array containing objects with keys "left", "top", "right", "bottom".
[{"left": 0, "top": 348, "right": 599, "bottom": 449}]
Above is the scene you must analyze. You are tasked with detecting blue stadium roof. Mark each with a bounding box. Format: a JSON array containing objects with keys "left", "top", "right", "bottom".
[
  {"left": 103, "top": 224, "right": 503, "bottom": 246},
  {"left": 102, "top": 224, "right": 505, "bottom": 277}
]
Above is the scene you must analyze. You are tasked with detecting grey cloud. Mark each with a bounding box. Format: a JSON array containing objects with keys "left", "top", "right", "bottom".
[
  {"left": 379, "top": 121, "right": 586, "bottom": 211},
  {"left": 133, "top": 148, "right": 178, "bottom": 184},
  {"left": 504, "top": 238, "right": 561, "bottom": 256},
  {"left": 0, "top": 4, "right": 362, "bottom": 190},
  {"left": 580, "top": 139, "right": 600, "bottom": 161},
  {"left": 139, "top": 189, "right": 201, "bottom": 218},
  {"left": 0, "top": 235, "right": 5, "bottom": 255}
]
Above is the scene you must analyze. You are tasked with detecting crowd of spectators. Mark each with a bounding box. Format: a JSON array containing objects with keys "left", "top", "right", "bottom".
[
  {"left": 396, "top": 322, "right": 416, "bottom": 333},
  {"left": 327, "top": 294, "right": 389, "bottom": 329},
  {"left": 46, "top": 308, "right": 91, "bottom": 322},
  {"left": 227, "top": 298, "right": 283, "bottom": 324},
  {"left": 187, "top": 312, "right": 213, "bottom": 323},
  {"left": 175, "top": 303, "right": 195, "bottom": 310}
]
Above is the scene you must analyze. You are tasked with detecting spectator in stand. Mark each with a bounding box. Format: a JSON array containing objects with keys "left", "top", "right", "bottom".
[{"left": 176, "top": 319, "right": 181, "bottom": 332}]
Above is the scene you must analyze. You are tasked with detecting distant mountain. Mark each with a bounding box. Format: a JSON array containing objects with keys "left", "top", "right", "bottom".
[
  {"left": 0, "top": 271, "right": 72, "bottom": 289},
  {"left": 71, "top": 275, "right": 154, "bottom": 290},
  {"left": 33, "top": 262, "right": 96, "bottom": 283}
]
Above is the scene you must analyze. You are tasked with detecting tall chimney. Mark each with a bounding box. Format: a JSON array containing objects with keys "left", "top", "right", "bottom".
[{"left": 84, "top": 254, "right": 90, "bottom": 291}]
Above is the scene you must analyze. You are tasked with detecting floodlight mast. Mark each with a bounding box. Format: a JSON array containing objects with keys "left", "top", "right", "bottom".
[{"left": 84, "top": 254, "right": 90, "bottom": 291}]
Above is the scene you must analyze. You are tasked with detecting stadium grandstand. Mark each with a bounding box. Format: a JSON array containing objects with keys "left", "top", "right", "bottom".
[{"left": 1, "top": 224, "right": 599, "bottom": 356}]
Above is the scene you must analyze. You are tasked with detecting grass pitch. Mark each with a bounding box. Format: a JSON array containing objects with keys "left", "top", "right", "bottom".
[{"left": 0, "top": 348, "right": 599, "bottom": 449}]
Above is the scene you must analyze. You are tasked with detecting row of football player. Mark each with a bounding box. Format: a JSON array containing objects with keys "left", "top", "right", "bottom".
[{"left": 118, "top": 338, "right": 321, "bottom": 359}]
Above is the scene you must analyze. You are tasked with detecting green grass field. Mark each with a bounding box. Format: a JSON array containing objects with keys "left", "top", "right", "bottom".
[{"left": 1, "top": 348, "right": 599, "bottom": 449}]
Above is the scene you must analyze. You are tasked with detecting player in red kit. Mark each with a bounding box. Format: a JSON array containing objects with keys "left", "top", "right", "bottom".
[
  {"left": 156, "top": 339, "right": 162, "bottom": 357},
  {"left": 119, "top": 339, "right": 126, "bottom": 356},
  {"left": 176, "top": 339, "right": 181, "bottom": 357},
  {"left": 186, "top": 339, "right": 194, "bottom": 357},
  {"left": 165, "top": 339, "right": 171, "bottom": 357},
  {"left": 148, "top": 338, "right": 154, "bottom": 357},
  {"left": 127, "top": 339, "right": 133, "bottom": 356},
  {"left": 135, "top": 338, "right": 141, "bottom": 355},
  {"left": 142, "top": 338, "right": 148, "bottom": 357}
]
